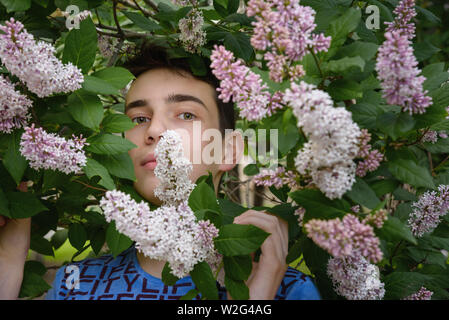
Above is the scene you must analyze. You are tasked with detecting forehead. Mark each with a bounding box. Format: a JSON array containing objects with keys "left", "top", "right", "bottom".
[{"left": 126, "top": 68, "right": 217, "bottom": 107}]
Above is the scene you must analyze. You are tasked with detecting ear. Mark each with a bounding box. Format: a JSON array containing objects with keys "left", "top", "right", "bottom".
[{"left": 218, "top": 129, "right": 244, "bottom": 173}]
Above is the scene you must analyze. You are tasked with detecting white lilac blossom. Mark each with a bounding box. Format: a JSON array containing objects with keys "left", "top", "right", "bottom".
[
  {"left": 407, "top": 184, "right": 449, "bottom": 237},
  {"left": 0, "top": 75, "right": 32, "bottom": 133},
  {"left": 283, "top": 81, "right": 362, "bottom": 199},
  {"left": 99, "top": 191, "right": 219, "bottom": 278},
  {"left": 154, "top": 130, "right": 196, "bottom": 206},
  {"left": 178, "top": 9, "right": 206, "bottom": 54},
  {"left": 253, "top": 166, "right": 299, "bottom": 189},
  {"left": 19, "top": 124, "right": 88, "bottom": 175},
  {"left": 327, "top": 254, "right": 385, "bottom": 300},
  {"left": 0, "top": 18, "right": 84, "bottom": 98}
]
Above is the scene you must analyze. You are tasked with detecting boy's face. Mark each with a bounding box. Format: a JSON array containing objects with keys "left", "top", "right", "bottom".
[{"left": 124, "top": 68, "right": 230, "bottom": 205}]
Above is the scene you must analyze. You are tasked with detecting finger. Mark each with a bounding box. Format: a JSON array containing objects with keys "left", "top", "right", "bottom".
[{"left": 234, "top": 212, "right": 285, "bottom": 261}]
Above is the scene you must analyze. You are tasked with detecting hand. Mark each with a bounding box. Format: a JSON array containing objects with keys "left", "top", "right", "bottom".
[{"left": 231, "top": 210, "right": 289, "bottom": 300}]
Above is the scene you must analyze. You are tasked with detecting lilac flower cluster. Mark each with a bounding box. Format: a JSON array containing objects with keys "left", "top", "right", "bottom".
[
  {"left": 246, "top": 0, "right": 330, "bottom": 82},
  {"left": 210, "top": 45, "right": 282, "bottom": 121},
  {"left": 100, "top": 130, "right": 219, "bottom": 278},
  {"left": 19, "top": 124, "right": 88, "bottom": 175},
  {"left": 100, "top": 191, "right": 219, "bottom": 278},
  {"left": 385, "top": 0, "right": 417, "bottom": 39},
  {"left": 375, "top": 1, "right": 431, "bottom": 115},
  {"left": 327, "top": 254, "right": 385, "bottom": 300},
  {"left": 403, "top": 287, "right": 433, "bottom": 300},
  {"left": 0, "top": 75, "right": 32, "bottom": 133},
  {"left": 356, "top": 129, "right": 384, "bottom": 177},
  {"left": 154, "top": 130, "right": 196, "bottom": 206},
  {"left": 362, "top": 209, "right": 388, "bottom": 229},
  {"left": 421, "top": 129, "right": 448, "bottom": 144},
  {"left": 178, "top": 8, "right": 206, "bottom": 54},
  {"left": 283, "top": 81, "right": 362, "bottom": 199},
  {"left": 408, "top": 184, "right": 449, "bottom": 237},
  {"left": 305, "top": 214, "right": 383, "bottom": 264},
  {"left": 0, "top": 18, "right": 84, "bottom": 98},
  {"left": 97, "top": 34, "right": 118, "bottom": 59},
  {"left": 253, "top": 166, "right": 298, "bottom": 189}
]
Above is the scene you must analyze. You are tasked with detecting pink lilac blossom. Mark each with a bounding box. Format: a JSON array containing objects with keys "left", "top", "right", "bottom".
[
  {"left": 246, "top": 0, "right": 330, "bottom": 82},
  {"left": 362, "top": 209, "right": 388, "bottom": 229},
  {"left": 408, "top": 184, "right": 449, "bottom": 237},
  {"left": 0, "top": 75, "right": 32, "bottom": 133},
  {"left": 385, "top": 0, "right": 417, "bottom": 40},
  {"left": 178, "top": 8, "right": 206, "bottom": 54},
  {"left": 97, "top": 34, "right": 118, "bottom": 58},
  {"left": 253, "top": 166, "right": 299, "bottom": 189},
  {"left": 154, "top": 130, "right": 196, "bottom": 206},
  {"left": 305, "top": 214, "right": 383, "bottom": 263},
  {"left": 375, "top": 31, "right": 431, "bottom": 115},
  {"left": 356, "top": 129, "right": 384, "bottom": 177},
  {"left": 0, "top": 18, "right": 84, "bottom": 98},
  {"left": 283, "top": 81, "right": 362, "bottom": 199},
  {"left": 19, "top": 124, "right": 88, "bottom": 175},
  {"left": 403, "top": 287, "right": 433, "bottom": 300},
  {"left": 327, "top": 254, "right": 385, "bottom": 300},
  {"left": 99, "top": 191, "right": 219, "bottom": 278},
  {"left": 211, "top": 45, "right": 281, "bottom": 121}
]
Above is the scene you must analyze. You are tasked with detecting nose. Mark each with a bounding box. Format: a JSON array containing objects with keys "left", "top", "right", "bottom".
[{"left": 144, "top": 113, "right": 166, "bottom": 145}]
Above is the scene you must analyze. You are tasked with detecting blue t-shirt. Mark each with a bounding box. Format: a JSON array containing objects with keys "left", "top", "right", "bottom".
[{"left": 45, "top": 246, "right": 321, "bottom": 300}]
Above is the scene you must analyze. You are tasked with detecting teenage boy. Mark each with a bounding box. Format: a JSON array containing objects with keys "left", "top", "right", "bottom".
[{"left": 0, "top": 43, "right": 320, "bottom": 300}]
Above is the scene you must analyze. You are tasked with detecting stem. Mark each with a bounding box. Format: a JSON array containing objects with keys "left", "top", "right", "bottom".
[
  {"left": 428, "top": 151, "right": 435, "bottom": 177},
  {"left": 309, "top": 47, "right": 324, "bottom": 81},
  {"left": 72, "top": 179, "right": 108, "bottom": 192},
  {"left": 433, "top": 154, "right": 449, "bottom": 173},
  {"left": 389, "top": 240, "right": 404, "bottom": 267},
  {"left": 112, "top": 0, "right": 125, "bottom": 39}
]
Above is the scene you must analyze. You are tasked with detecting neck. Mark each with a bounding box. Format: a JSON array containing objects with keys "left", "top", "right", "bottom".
[{"left": 136, "top": 251, "right": 166, "bottom": 279}]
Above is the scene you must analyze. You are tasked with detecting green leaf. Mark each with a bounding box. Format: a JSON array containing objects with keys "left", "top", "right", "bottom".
[
  {"left": 122, "top": 10, "right": 162, "bottom": 32},
  {"left": 82, "top": 75, "right": 120, "bottom": 95},
  {"left": 223, "top": 255, "right": 252, "bottom": 281},
  {"left": 180, "top": 289, "right": 200, "bottom": 300},
  {"left": 89, "top": 228, "right": 105, "bottom": 255},
  {"left": 388, "top": 159, "right": 435, "bottom": 190},
  {"left": 214, "top": 224, "right": 269, "bottom": 256},
  {"left": 67, "top": 90, "right": 104, "bottom": 131},
  {"left": 86, "top": 133, "right": 137, "bottom": 155},
  {"left": 19, "top": 270, "right": 51, "bottom": 299},
  {"left": 413, "top": 41, "right": 441, "bottom": 62},
  {"left": 223, "top": 32, "right": 253, "bottom": 62},
  {"left": 101, "top": 114, "right": 136, "bottom": 133},
  {"left": 96, "top": 153, "right": 136, "bottom": 181},
  {"left": 376, "top": 216, "right": 417, "bottom": 245},
  {"left": 327, "top": 79, "right": 363, "bottom": 101},
  {"left": 348, "top": 102, "right": 384, "bottom": 130},
  {"left": 106, "top": 221, "right": 133, "bottom": 257},
  {"left": 278, "top": 122, "right": 299, "bottom": 156},
  {"left": 50, "top": 229, "right": 68, "bottom": 250},
  {"left": 68, "top": 223, "right": 87, "bottom": 250},
  {"left": 0, "top": 0, "right": 31, "bottom": 12},
  {"left": 334, "top": 42, "right": 379, "bottom": 61},
  {"left": 414, "top": 85, "right": 449, "bottom": 128},
  {"left": 345, "top": 177, "right": 381, "bottom": 209},
  {"left": 2, "top": 130, "right": 28, "bottom": 185},
  {"left": 376, "top": 111, "right": 416, "bottom": 141},
  {"left": 371, "top": 179, "right": 399, "bottom": 198},
  {"left": 218, "top": 198, "right": 247, "bottom": 225},
  {"left": 162, "top": 262, "right": 180, "bottom": 286},
  {"left": 91, "top": 67, "right": 135, "bottom": 90},
  {"left": 30, "top": 234, "right": 54, "bottom": 256},
  {"left": 324, "top": 56, "right": 365, "bottom": 74},
  {"left": 213, "top": 0, "right": 227, "bottom": 17},
  {"left": 383, "top": 272, "right": 433, "bottom": 300},
  {"left": 7, "top": 192, "right": 47, "bottom": 219},
  {"left": 326, "top": 7, "right": 362, "bottom": 56},
  {"left": 190, "top": 261, "right": 218, "bottom": 300},
  {"left": 188, "top": 181, "right": 220, "bottom": 213},
  {"left": 224, "top": 275, "right": 249, "bottom": 300},
  {"left": 423, "top": 138, "right": 449, "bottom": 154},
  {"left": 289, "top": 189, "right": 347, "bottom": 223},
  {"left": 422, "top": 62, "right": 449, "bottom": 92},
  {"left": 83, "top": 158, "right": 116, "bottom": 190},
  {"left": 62, "top": 17, "right": 97, "bottom": 73}
]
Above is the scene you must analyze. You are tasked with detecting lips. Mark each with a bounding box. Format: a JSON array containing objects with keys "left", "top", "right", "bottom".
[{"left": 141, "top": 153, "right": 157, "bottom": 170}]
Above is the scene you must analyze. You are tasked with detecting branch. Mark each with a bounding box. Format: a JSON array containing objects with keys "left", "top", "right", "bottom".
[
  {"left": 141, "top": 0, "right": 159, "bottom": 12},
  {"left": 112, "top": 0, "right": 125, "bottom": 39}
]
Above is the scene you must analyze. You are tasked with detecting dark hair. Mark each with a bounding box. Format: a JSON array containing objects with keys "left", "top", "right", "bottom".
[{"left": 121, "top": 42, "right": 235, "bottom": 134}]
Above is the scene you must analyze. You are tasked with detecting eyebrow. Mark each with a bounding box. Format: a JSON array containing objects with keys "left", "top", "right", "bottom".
[{"left": 125, "top": 93, "right": 209, "bottom": 113}]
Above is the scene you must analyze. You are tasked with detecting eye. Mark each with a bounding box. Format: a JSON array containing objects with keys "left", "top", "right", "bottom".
[
  {"left": 178, "top": 112, "right": 196, "bottom": 121},
  {"left": 131, "top": 116, "right": 150, "bottom": 124}
]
